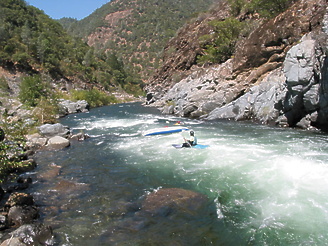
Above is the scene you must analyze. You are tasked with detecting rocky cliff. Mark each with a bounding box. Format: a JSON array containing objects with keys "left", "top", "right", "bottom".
[{"left": 145, "top": 0, "right": 328, "bottom": 131}]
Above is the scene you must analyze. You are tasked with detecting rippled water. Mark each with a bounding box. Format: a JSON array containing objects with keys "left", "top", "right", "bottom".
[{"left": 30, "top": 103, "right": 328, "bottom": 245}]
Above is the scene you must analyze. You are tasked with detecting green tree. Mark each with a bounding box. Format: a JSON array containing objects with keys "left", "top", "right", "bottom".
[{"left": 19, "top": 75, "right": 46, "bottom": 106}]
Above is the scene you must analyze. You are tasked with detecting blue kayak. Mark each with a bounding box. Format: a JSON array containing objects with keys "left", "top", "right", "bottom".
[
  {"left": 172, "top": 144, "right": 209, "bottom": 149},
  {"left": 143, "top": 126, "right": 189, "bottom": 136}
]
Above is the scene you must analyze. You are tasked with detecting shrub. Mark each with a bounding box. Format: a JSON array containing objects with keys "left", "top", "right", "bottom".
[
  {"left": 70, "top": 89, "right": 119, "bottom": 108},
  {"left": 197, "top": 18, "right": 245, "bottom": 64},
  {"left": 19, "top": 75, "right": 47, "bottom": 107},
  {"left": 227, "top": 0, "right": 247, "bottom": 16},
  {"left": 33, "top": 97, "right": 59, "bottom": 124},
  {"left": 0, "top": 119, "right": 30, "bottom": 182}
]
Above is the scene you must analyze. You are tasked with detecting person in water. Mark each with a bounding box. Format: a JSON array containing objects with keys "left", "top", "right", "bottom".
[{"left": 182, "top": 131, "right": 197, "bottom": 147}]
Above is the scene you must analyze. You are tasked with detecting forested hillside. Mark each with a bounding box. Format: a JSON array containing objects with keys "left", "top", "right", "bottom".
[
  {"left": 0, "top": 0, "right": 143, "bottom": 96},
  {"left": 61, "top": 0, "right": 216, "bottom": 79}
]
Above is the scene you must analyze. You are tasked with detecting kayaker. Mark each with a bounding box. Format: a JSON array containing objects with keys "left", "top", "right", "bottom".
[{"left": 182, "top": 131, "right": 197, "bottom": 147}]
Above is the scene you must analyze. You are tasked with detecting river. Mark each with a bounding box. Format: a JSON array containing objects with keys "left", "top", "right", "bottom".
[{"left": 30, "top": 102, "right": 328, "bottom": 245}]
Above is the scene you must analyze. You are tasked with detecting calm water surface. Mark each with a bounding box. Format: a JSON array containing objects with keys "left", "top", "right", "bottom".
[{"left": 31, "top": 103, "right": 328, "bottom": 245}]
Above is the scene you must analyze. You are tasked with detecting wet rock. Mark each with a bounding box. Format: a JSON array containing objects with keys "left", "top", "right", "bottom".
[
  {"left": 0, "top": 237, "right": 25, "bottom": 246},
  {"left": 38, "top": 164, "right": 61, "bottom": 181},
  {"left": 4, "top": 177, "right": 33, "bottom": 193},
  {"left": 5, "top": 183, "right": 29, "bottom": 193},
  {"left": 8, "top": 206, "right": 38, "bottom": 227},
  {"left": 47, "top": 136, "right": 70, "bottom": 150},
  {"left": 102, "top": 188, "right": 217, "bottom": 245},
  {"left": 2, "top": 223, "right": 54, "bottom": 246},
  {"left": 16, "top": 177, "right": 32, "bottom": 185},
  {"left": 70, "top": 132, "right": 90, "bottom": 141},
  {"left": 38, "top": 123, "right": 70, "bottom": 138},
  {"left": 53, "top": 179, "right": 87, "bottom": 194},
  {"left": 0, "top": 214, "right": 8, "bottom": 231},
  {"left": 5, "top": 193, "right": 35, "bottom": 209}
]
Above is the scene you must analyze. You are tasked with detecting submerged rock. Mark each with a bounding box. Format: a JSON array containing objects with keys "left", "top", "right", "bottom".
[
  {"left": 141, "top": 187, "right": 209, "bottom": 216},
  {"left": 102, "top": 188, "right": 218, "bottom": 245}
]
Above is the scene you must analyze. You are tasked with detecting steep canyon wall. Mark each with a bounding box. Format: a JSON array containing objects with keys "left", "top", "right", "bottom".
[{"left": 146, "top": 0, "right": 328, "bottom": 131}]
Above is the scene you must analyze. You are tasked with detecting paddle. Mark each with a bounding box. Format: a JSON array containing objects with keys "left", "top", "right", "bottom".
[
  {"left": 183, "top": 136, "right": 192, "bottom": 148},
  {"left": 180, "top": 129, "right": 192, "bottom": 147}
]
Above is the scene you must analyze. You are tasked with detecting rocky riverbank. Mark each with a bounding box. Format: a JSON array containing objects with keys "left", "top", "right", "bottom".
[{"left": 0, "top": 100, "right": 90, "bottom": 245}]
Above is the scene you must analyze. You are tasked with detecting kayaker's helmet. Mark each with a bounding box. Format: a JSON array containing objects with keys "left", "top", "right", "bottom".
[{"left": 190, "top": 131, "right": 194, "bottom": 136}]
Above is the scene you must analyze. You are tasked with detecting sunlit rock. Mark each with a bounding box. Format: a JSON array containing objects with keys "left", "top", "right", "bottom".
[
  {"left": 38, "top": 123, "right": 70, "bottom": 138},
  {"left": 58, "top": 99, "right": 89, "bottom": 116},
  {"left": 47, "top": 136, "right": 70, "bottom": 149}
]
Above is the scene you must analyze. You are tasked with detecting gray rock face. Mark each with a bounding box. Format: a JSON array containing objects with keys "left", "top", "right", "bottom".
[
  {"left": 279, "top": 33, "right": 324, "bottom": 127},
  {"left": 206, "top": 69, "right": 287, "bottom": 124},
  {"left": 154, "top": 61, "right": 236, "bottom": 118},
  {"left": 58, "top": 99, "right": 89, "bottom": 115},
  {"left": 155, "top": 30, "right": 328, "bottom": 131},
  {"left": 207, "top": 32, "right": 328, "bottom": 130}
]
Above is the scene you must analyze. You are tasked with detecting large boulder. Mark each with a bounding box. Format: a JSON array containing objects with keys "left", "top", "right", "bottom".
[
  {"left": 279, "top": 32, "right": 328, "bottom": 129},
  {"left": 8, "top": 205, "right": 38, "bottom": 227},
  {"left": 0, "top": 223, "right": 54, "bottom": 246},
  {"left": 101, "top": 188, "right": 218, "bottom": 245},
  {"left": 38, "top": 123, "right": 70, "bottom": 138},
  {"left": 47, "top": 136, "right": 70, "bottom": 149},
  {"left": 5, "top": 193, "right": 35, "bottom": 209},
  {"left": 58, "top": 99, "right": 89, "bottom": 115}
]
